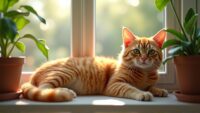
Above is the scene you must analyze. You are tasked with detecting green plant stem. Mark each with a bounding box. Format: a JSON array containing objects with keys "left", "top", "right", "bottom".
[
  {"left": 7, "top": 37, "right": 23, "bottom": 57},
  {"left": 0, "top": 13, "right": 6, "bottom": 57},
  {"left": 170, "top": 0, "right": 188, "bottom": 40},
  {"left": 0, "top": 37, "right": 6, "bottom": 57},
  {"left": 195, "top": 0, "right": 198, "bottom": 35},
  {"left": 4, "top": 39, "right": 9, "bottom": 57},
  {"left": 195, "top": 0, "right": 199, "bottom": 54}
]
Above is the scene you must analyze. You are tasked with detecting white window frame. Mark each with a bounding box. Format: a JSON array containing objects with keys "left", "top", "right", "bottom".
[
  {"left": 156, "top": 0, "right": 182, "bottom": 90},
  {"left": 22, "top": 0, "right": 193, "bottom": 91}
]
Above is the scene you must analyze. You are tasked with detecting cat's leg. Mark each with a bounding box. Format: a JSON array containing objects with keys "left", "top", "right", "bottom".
[
  {"left": 38, "top": 83, "right": 77, "bottom": 101},
  {"left": 148, "top": 87, "right": 168, "bottom": 97},
  {"left": 105, "top": 82, "right": 153, "bottom": 101},
  {"left": 22, "top": 82, "right": 76, "bottom": 102},
  {"left": 38, "top": 73, "right": 77, "bottom": 99},
  {"left": 22, "top": 72, "right": 77, "bottom": 102}
]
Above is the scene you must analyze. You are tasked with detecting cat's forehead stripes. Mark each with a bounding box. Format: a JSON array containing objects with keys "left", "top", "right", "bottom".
[
  {"left": 135, "top": 38, "right": 152, "bottom": 50},
  {"left": 138, "top": 38, "right": 150, "bottom": 49}
]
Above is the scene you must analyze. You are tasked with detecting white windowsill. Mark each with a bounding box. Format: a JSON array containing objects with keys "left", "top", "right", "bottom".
[{"left": 0, "top": 94, "right": 199, "bottom": 113}]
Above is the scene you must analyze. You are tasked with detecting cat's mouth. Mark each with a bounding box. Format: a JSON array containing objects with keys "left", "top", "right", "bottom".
[
  {"left": 138, "top": 62, "right": 148, "bottom": 65},
  {"left": 138, "top": 59, "right": 149, "bottom": 65},
  {"left": 140, "top": 61, "right": 147, "bottom": 64},
  {"left": 134, "top": 60, "right": 153, "bottom": 69}
]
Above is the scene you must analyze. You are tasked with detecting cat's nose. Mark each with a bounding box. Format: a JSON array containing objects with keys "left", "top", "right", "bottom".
[{"left": 141, "top": 55, "right": 147, "bottom": 61}]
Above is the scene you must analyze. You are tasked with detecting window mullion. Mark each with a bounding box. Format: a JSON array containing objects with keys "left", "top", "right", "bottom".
[
  {"left": 71, "top": 0, "right": 82, "bottom": 57},
  {"left": 71, "top": 0, "right": 95, "bottom": 57}
]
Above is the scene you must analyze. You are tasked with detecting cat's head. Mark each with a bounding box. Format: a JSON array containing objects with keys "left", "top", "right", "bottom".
[{"left": 120, "top": 27, "right": 166, "bottom": 70}]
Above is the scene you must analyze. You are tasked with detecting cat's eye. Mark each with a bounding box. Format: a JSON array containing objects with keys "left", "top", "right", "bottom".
[
  {"left": 132, "top": 49, "right": 140, "bottom": 55},
  {"left": 148, "top": 49, "right": 156, "bottom": 56}
]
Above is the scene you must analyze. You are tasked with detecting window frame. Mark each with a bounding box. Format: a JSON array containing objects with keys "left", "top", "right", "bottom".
[
  {"left": 156, "top": 0, "right": 183, "bottom": 90},
  {"left": 22, "top": 0, "right": 184, "bottom": 90}
]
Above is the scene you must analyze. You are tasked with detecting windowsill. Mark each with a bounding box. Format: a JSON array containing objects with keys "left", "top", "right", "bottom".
[{"left": 0, "top": 94, "right": 199, "bottom": 113}]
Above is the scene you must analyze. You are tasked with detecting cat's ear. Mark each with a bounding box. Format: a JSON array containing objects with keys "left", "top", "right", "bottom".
[
  {"left": 152, "top": 29, "right": 166, "bottom": 48},
  {"left": 122, "top": 27, "right": 137, "bottom": 48}
]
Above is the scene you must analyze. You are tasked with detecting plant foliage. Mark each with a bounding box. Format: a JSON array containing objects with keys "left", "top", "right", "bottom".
[
  {"left": 155, "top": 0, "right": 199, "bottom": 63},
  {"left": 0, "top": 0, "right": 49, "bottom": 59}
]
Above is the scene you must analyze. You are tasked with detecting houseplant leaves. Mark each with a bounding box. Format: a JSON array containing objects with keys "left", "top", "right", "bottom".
[
  {"left": 155, "top": 0, "right": 170, "bottom": 11},
  {"left": 20, "top": 5, "right": 46, "bottom": 24},
  {"left": 22, "top": 34, "right": 49, "bottom": 60}
]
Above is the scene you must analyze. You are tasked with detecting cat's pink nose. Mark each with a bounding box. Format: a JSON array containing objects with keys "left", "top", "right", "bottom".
[{"left": 141, "top": 56, "right": 147, "bottom": 61}]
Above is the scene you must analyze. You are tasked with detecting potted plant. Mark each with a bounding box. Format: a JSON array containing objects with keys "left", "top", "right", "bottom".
[
  {"left": 0, "top": 0, "right": 49, "bottom": 100},
  {"left": 155, "top": 0, "right": 200, "bottom": 102}
]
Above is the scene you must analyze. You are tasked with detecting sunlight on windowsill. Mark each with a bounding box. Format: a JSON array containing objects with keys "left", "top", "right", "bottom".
[{"left": 92, "top": 99, "right": 125, "bottom": 106}]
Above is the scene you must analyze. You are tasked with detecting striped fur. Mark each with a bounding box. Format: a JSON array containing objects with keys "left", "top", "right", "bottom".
[{"left": 21, "top": 27, "right": 168, "bottom": 102}]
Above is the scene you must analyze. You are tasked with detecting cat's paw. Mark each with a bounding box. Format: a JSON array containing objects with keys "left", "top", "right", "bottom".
[
  {"left": 155, "top": 89, "right": 168, "bottom": 97},
  {"left": 55, "top": 88, "right": 77, "bottom": 101},
  {"left": 133, "top": 91, "right": 153, "bottom": 101},
  {"left": 68, "top": 89, "right": 77, "bottom": 98},
  {"left": 150, "top": 88, "right": 168, "bottom": 97}
]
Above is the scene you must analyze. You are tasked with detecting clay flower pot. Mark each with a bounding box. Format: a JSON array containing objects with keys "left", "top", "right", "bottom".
[
  {"left": 0, "top": 57, "right": 24, "bottom": 100},
  {"left": 174, "top": 56, "right": 200, "bottom": 103}
]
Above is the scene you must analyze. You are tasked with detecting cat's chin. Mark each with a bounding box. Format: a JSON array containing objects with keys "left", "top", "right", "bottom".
[
  {"left": 136, "top": 65, "right": 152, "bottom": 70},
  {"left": 134, "top": 62, "right": 153, "bottom": 70}
]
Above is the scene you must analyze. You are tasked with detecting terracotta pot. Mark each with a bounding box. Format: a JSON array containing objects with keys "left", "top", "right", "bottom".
[
  {"left": 174, "top": 56, "right": 200, "bottom": 94},
  {"left": 0, "top": 57, "right": 24, "bottom": 93}
]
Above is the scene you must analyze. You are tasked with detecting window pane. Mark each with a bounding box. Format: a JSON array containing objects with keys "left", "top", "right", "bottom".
[
  {"left": 96, "top": 0, "right": 165, "bottom": 72},
  {"left": 13, "top": 0, "right": 71, "bottom": 71}
]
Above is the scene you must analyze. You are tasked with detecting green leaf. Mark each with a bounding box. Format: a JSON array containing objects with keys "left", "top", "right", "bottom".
[
  {"left": 162, "top": 39, "right": 181, "bottom": 49},
  {"left": 197, "top": 38, "right": 200, "bottom": 52},
  {"left": 194, "top": 39, "right": 200, "bottom": 54},
  {"left": 163, "top": 56, "right": 174, "bottom": 64},
  {"left": 184, "top": 14, "right": 198, "bottom": 35},
  {"left": 20, "top": 5, "right": 46, "bottom": 24},
  {"left": 185, "top": 8, "right": 195, "bottom": 24},
  {"left": 15, "top": 41, "right": 25, "bottom": 53},
  {"left": 22, "top": 34, "right": 49, "bottom": 60},
  {"left": 36, "top": 39, "right": 49, "bottom": 59},
  {"left": 0, "top": 0, "right": 8, "bottom": 12},
  {"left": 5, "top": 10, "right": 30, "bottom": 18},
  {"left": 155, "top": 0, "right": 170, "bottom": 11},
  {"left": 165, "top": 29, "right": 186, "bottom": 41},
  {"left": 0, "top": 18, "right": 17, "bottom": 42},
  {"left": 8, "top": 0, "right": 19, "bottom": 9},
  {"left": 13, "top": 16, "right": 30, "bottom": 30},
  {"left": 168, "top": 46, "right": 183, "bottom": 55},
  {"left": 196, "top": 28, "right": 200, "bottom": 38}
]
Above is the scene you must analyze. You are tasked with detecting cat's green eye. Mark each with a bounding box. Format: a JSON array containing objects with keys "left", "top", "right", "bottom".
[
  {"left": 148, "top": 49, "right": 156, "bottom": 56},
  {"left": 132, "top": 49, "right": 140, "bottom": 55}
]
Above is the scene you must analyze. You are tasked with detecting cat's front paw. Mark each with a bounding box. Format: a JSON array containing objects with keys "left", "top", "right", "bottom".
[
  {"left": 155, "top": 89, "right": 168, "bottom": 97},
  {"left": 149, "top": 88, "right": 168, "bottom": 97},
  {"left": 133, "top": 91, "right": 153, "bottom": 101}
]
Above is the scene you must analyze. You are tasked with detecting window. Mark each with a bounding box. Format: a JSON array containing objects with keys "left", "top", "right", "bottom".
[
  {"left": 71, "top": 0, "right": 178, "bottom": 90},
  {"left": 21, "top": 0, "right": 182, "bottom": 90},
  {"left": 14, "top": 0, "right": 71, "bottom": 71}
]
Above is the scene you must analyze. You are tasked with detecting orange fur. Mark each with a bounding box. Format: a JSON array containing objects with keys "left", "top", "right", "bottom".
[{"left": 21, "top": 27, "right": 168, "bottom": 102}]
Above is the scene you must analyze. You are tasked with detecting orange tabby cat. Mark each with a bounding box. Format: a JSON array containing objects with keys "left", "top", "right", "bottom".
[{"left": 22, "top": 27, "right": 168, "bottom": 102}]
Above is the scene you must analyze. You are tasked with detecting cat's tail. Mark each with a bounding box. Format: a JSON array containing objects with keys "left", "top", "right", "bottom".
[{"left": 21, "top": 83, "right": 77, "bottom": 102}]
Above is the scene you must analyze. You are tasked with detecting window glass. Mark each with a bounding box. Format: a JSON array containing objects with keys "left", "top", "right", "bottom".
[
  {"left": 12, "top": 0, "right": 71, "bottom": 71},
  {"left": 96, "top": 0, "right": 165, "bottom": 72}
]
